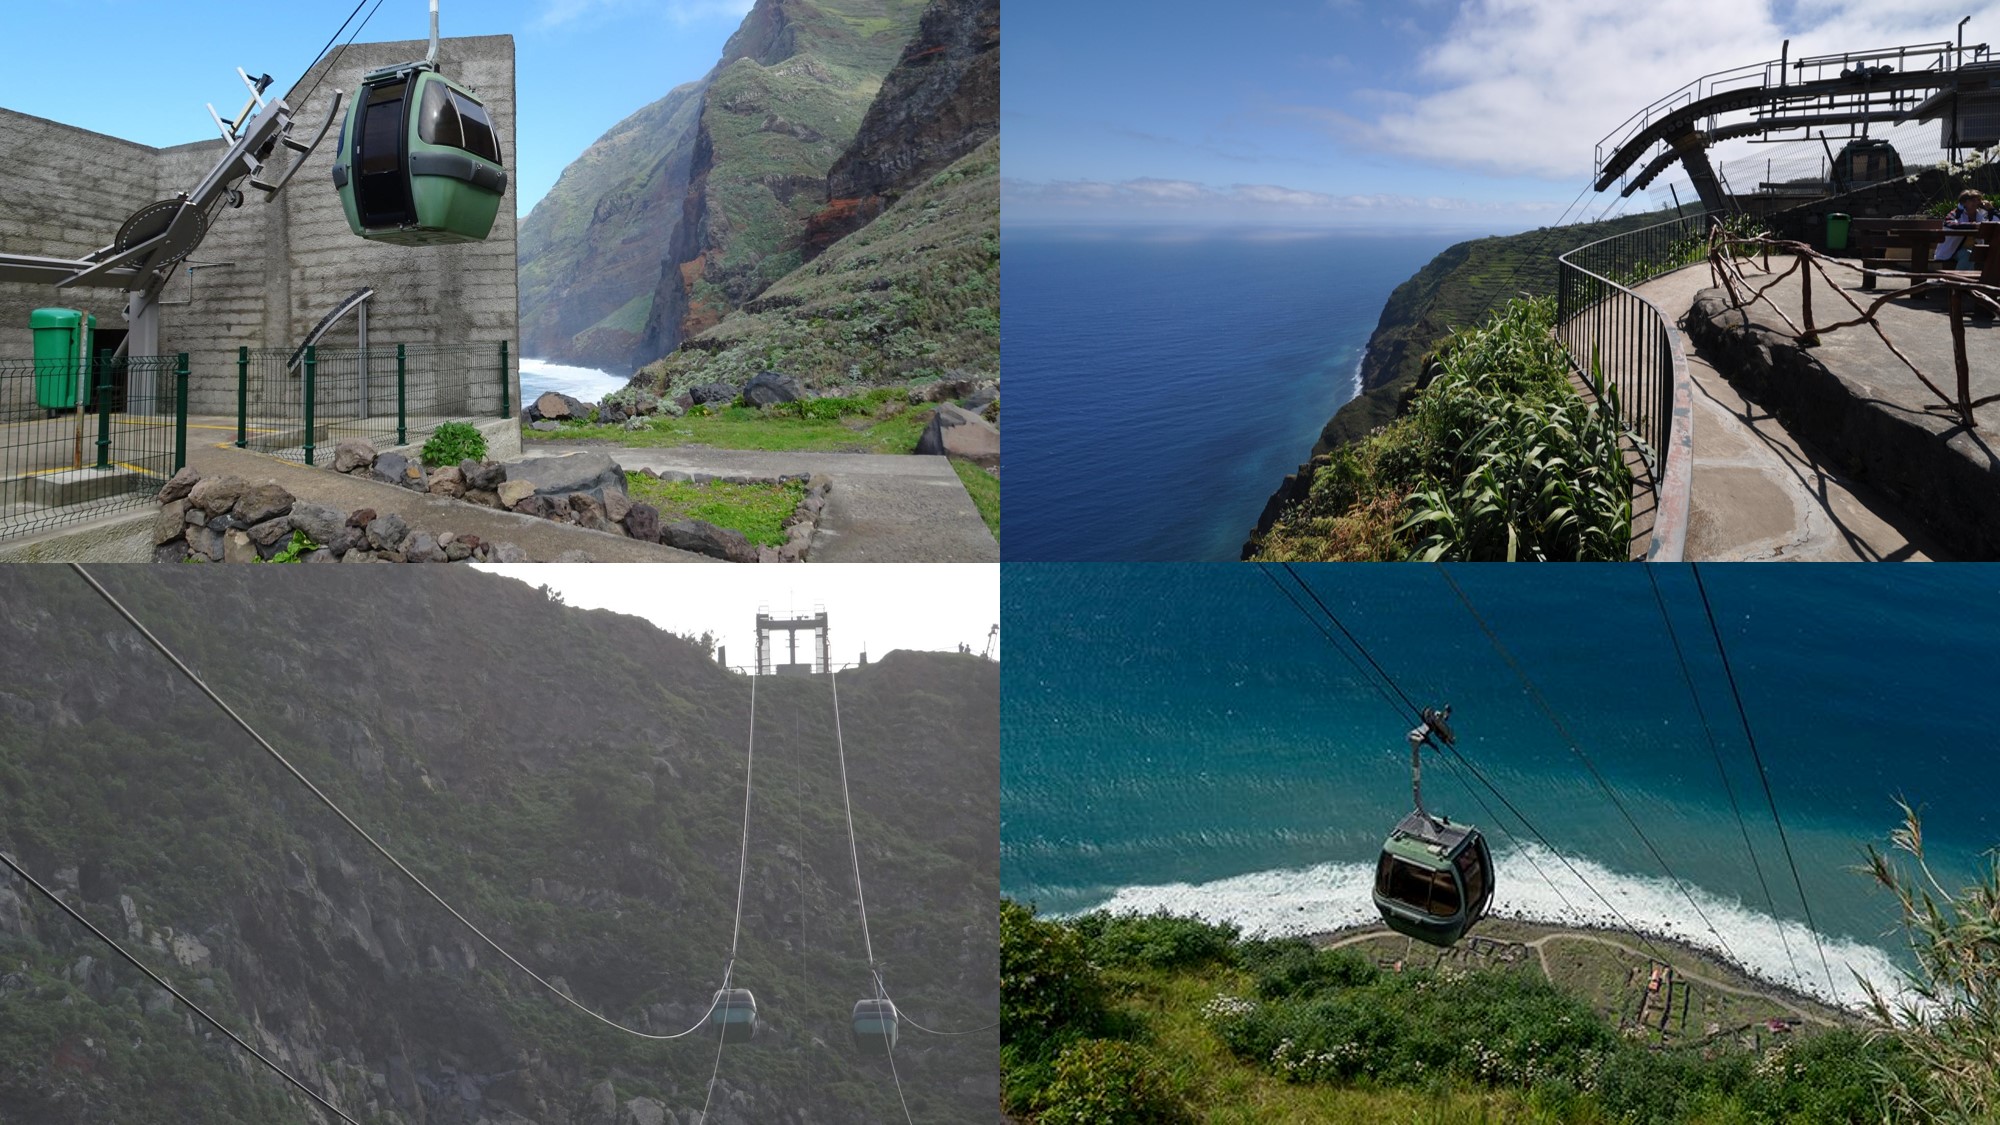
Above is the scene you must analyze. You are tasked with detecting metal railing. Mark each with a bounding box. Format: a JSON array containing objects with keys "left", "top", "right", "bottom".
[
  {"left": 0, "top": 354, "right": 188, "bottom": 541},
  {"left": 236, "top": 340, "right": 511, "bottom": 465},
  {"left": 1556, "top": 213, "right": 1703, "bottom": 561}
]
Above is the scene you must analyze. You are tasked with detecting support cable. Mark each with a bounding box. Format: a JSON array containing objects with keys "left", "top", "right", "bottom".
[
  {"left": 1268, "top": 566, "right": 1671, "bottom": 962},
  {"left": 1688, "top": 565, "right": 1839, "bottom": 997},
  {"left": 0, "top": 852, "right": 360, "bottom": 1124},
  {"left": 1264, "top": 560, "right": 1576, "bottom": 920},
  {"left": 1437, "top": 566, "right": 1741, "bottom": 966},
  {"left": 827, "top": 673, "right": 915, "bottom": 1124},
  {"left": 1645, "top": 567, "right": 1802, "bottom": 986},
  {"left": 70, "top": 564, "right": 734, "bottom": 1042},
  {"left": 297, "top": 0, "right": 389, "bottom": 117}
]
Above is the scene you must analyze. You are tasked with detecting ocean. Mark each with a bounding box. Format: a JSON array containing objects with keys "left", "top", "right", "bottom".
[
  {"left": 1001, "top": 225, "right": 1462, "bottom": 562},
  {"left": 519, "top": 357, "right": 627, "bottom": 405},
  {"left": 1000, "top": 563, "right": 2000, "bottom": 1008}
]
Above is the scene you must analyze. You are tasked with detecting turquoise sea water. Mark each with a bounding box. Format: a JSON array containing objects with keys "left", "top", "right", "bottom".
[
  {"left": 1001, "top": 563, "right": 2000, "bottom": 1008},
  {"left": 1001, "top": 226, "right": 1460, "bottom": 561}
]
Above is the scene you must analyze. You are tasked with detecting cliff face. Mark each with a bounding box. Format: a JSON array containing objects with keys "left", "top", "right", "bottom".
[
  {"left": 1245, "top": 210, "right": 1694, "bottom": 547},
  {"left": 518, "top": 81, "right": 707, "bottom": 370},
  {"left": 0, "top": 568, "right": 998, "bottom": 1124},
  {"left": 518, "top": 0, "right": 927, "bottom": 375},
  {"left": 638, "top": 0, "right": 929, "bottom": 359},
  {"left": 806, "top": 0, "right": 999, "bottom": 256},
  {"left": 635, "top": 136, "right": 999, "bottom": 398}
]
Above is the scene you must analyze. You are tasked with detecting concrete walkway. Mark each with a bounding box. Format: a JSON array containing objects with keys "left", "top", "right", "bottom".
[
  {"left": 187, "top": 443, "right": 715, "bottom": 562},
  {"left": 529, "top": 443, "right": 1000, "bottom": 563},
  {"left": 1633, "top": 265, "right": 1940, "bottom": 561}
]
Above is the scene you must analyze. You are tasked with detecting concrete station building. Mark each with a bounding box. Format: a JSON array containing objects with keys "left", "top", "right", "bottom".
[{"left": 0, "top": 35, "right": 520, "bottom": 419}]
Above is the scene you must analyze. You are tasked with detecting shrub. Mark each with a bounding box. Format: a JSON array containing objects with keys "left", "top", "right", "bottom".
[
  {"left": 1069, "top": 911, "right": 1240, "bottom": 973},
  {"left": 1000, "top": 899, "right": 1105, "bottom": 1048},
  {"left": 420, "top": 421, "right": 488, "bottom": 466},
  {"left": 1040, "top": 1039, "right": 1192, "bottom": 1125}
]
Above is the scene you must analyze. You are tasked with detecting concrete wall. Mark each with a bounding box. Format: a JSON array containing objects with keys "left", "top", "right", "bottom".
[{"left": 0, "top": 35, "right": 518, "bottom": 419}]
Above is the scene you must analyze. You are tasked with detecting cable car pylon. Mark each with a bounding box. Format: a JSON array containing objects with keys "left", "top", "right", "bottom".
[{"left": 1371, "top": 705, "right": 1496, "bottom": 947}]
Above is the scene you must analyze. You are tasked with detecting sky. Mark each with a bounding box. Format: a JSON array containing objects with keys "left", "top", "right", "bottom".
[
  {"left": 473, "top": 564, "right": 1000, "bottom": 670},
  {"left": 0, "top": 0, "right": 754, "bottom": 218},
  {"left": 1004, "top": 0, "right": 2000, "bottom": 233}
]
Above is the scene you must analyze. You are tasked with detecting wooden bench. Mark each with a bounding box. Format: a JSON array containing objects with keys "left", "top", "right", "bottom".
[
  {"left": 1850, "top": 217, "right": 1941, "bottom": 290},
  {"left": 1937, "top": 221, "right": 2000, "bottom": 288}
]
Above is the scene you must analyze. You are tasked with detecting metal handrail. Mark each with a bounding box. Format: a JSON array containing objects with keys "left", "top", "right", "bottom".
[{"left": 1556, "top": 213, "right": 1703, "bottom": 561}]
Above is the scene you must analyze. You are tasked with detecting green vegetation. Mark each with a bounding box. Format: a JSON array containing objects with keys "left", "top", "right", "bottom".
[
  {"left": 0, "top": 571, "right": 997, "bottom": 1121},
  {"left": 419, "top": 420, "right": 488, "bottom": 467},
  {"left": 632, "top": 138, "right": 1000, "bottom": 400},
  {"left": 255, "top": 529, "right": 319, "bottom": 563},
  {"left": 951, "top": 459, "right": 999, "bottom": 538},
  {"left": 1862, "top": 803, "right": 2000, "bottom": 1123},
  {"left": 1002, "top": 903, "right": 1915, "bottom": 1125},
  {"left": 1250, "top": 297, "right": 1631, "bottom": 561},
  {"left": 625, "top": 475, "right": 806, "bottom": 547},
  {"left": 525, "top": 400, "right": 938, "bottom": 454}
]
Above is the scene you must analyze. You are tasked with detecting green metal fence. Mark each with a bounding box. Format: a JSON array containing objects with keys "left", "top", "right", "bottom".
[
  {"left": 0, "top": 354, "right": 188, "bottom": 541},
  {"left": 237, "top": 341, "right": 511, "bottom": 466}
]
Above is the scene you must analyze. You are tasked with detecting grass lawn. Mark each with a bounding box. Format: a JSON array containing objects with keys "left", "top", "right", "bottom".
[
  {"left": 951, "top": 459, "right": 999, "bottom": 539},
  {"left": 524, "top": 403, "right": 935, "bottom": 454},
  {"left": 626, "top": 476, "right": 805, "bottom": 547}
]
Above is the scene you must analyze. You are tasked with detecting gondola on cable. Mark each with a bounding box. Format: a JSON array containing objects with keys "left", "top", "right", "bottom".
[
  {"left": 851, "top": 996, "right": 899, "bottom": 1054},
  {"left": 1370, "top": 705, "right": 1495, "bottom": 947},
  {"left": 707, "top": 987, "right": 758, "bottom": 1043},
  {"left": 330, "top": 0, "right": 506, "bottom": 245}
]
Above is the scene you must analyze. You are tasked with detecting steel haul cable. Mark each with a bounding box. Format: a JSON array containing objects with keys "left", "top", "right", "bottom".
[
  {"left": 827, "top": 669, "right": 915, "bottom": 1125},
  {"left": 1269, "top": 565, "right": 1672, "bottom": 963},
  {"left": 0, "top": 851, "right": 360, "bottom": 1124},
  {"left": 1689, "top": 564, "right": 1840, "bottom": 998},
  {"left": 1437, "top": 565, "right": 1741, "bottom": 967},
  {"left": 70, "top": 564, "right": 741, "bottom": 1042},
  {"left": 701, "top": 670, "right": 761, "bottom": 1118},
  {"left": 1645, "top": 566, "right": 1801, "bottom": 987},
  {"left": 1260, "top": 563, "right": 1586, "bottom": 921}
]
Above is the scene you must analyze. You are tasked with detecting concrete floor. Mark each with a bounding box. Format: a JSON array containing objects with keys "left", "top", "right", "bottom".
[{"left": 1633, "top": 264, "right": 1941, "bottom": 561}]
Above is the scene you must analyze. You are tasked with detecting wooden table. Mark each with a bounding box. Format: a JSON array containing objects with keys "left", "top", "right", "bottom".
[{"left": 1886, "top": 224, "right": 1999, "bottom": 286}]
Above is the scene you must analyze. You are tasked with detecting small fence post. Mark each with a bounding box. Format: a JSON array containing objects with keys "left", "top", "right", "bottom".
[
  {"left": 304, "top": 345, "right": 317, "bottom": 467},
  {"left": 1950, "top": 288, "right": 1972, "bottom": 425},
  {"left": 173, "top": 354, "right": 189, "bottom": 472},
  {"left": 1799, "top": 259, "right": 1817, "bottom": 347},
  {"left": 498, "top": 340, "right": 511, "bottom": 419},
  {"left": 397, "top": 344, "right": 408, "bottom": 446},
  {"left": 236, "top": 346, "right": 249, "bottom": 448},
  {"left": 93, "top": 356, "right": 112, "bottom": 471}
]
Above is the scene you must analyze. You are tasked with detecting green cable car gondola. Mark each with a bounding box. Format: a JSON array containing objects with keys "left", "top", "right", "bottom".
[
  {"left": 1369, "top": 706, "right": 1495, "bottom": 947},
  {"left": 708, "top": 988, "right": 757, "bottom": 1044},
  {"left": 851, "top": 997, "right": 899, "bottom": 1054},
  {"left": 330, "top": 43, "right": 505, "bottom": 245}
]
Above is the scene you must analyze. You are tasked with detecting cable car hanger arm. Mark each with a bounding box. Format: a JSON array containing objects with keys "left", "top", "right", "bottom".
[{"left": 1407, "top": 704, "right": 1453, "bottom": 824}]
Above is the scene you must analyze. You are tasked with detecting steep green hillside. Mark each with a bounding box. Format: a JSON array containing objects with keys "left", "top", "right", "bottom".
[
  {"left": 1002, "top": 905, "right": 1900, "bottom": 1125},
  {"left": 639, "top": 0, "right": 929, "bottom": 355},
  {"left": 1316, "top": 209, "right": 1696, "bottom": 453},
  {"left": 0, "top": 569, "right": 997, "bottom": 1124},
  {"left": 518, "top": 0, "right": 927, "bottom": 374},
  {"left": 518, "top": 80, "right": 706, "bottom": 370},
  {"left": 633, "top": 136, "right": 998, "bottom": 398}
]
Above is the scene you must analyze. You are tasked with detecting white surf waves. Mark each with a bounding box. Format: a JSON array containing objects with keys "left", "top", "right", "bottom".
[
  {"left": 1084, "top": 845, "right": 1909, "bottom": 1012},
  {"left": 519, "top": 357, "right": 628, "bottom": 404}
]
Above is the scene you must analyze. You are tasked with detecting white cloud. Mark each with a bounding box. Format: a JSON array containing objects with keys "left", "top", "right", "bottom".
[
  {"left": 1338, "top": 0, "right": 2000, "bottom": 181},
  {"left": 1002, "top": 177, "right": 1558, "bottom": 224}
]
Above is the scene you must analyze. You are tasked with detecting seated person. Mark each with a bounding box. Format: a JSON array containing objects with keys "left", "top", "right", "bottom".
[{"left": 1935, "top": 189, "right": 1992, "bottom": 269}]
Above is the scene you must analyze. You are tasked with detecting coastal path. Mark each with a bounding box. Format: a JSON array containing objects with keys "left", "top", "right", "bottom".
[
  {"left": 528, "top": 442, "right": 999, "bottom": 562},
  {"left": 1629, "top": 264, "right": 1939, "bottom": 561}
]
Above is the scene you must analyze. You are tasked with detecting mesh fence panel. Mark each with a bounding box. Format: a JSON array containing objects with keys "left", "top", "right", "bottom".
[
  {"left": 0, "top": 355, "right": 185, "bottom": 541},
  {"left": 238, "top": 342, "right": 507, "bottom": 465}
]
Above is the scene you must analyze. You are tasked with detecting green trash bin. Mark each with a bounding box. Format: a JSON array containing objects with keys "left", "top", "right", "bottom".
[
  {"left": 1827, "top": 213, "right": 1852, "bottom": 252},
  {"left": 31, "top": 308, "right": 95, "bottom": 411}
]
